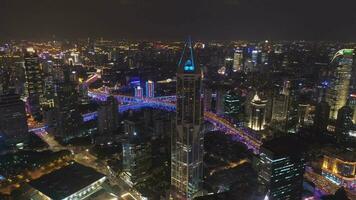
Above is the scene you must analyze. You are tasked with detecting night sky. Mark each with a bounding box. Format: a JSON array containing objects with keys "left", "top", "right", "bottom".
[{"left": 1, "top": 0, "right": 356, "bottom": 41}]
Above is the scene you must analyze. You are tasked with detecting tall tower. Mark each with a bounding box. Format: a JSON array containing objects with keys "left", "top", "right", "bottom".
[
  {"left": 24, "top": 48, "right": 44, "bottom": 120},
  {"left": 171, "top": 38, "right": 203, "bottom": 199},
  {"left": 326, "top": 49, "right": 354, "bottom": 119},
  {"left": 249, "top": 93, "right": 267, "bottom": 131}
]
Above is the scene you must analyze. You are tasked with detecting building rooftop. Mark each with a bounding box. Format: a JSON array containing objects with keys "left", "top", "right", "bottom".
[
  {"left": 29, "top": 162, "right": 105, "bottom": 200},
  {"left": 261, "top": 136, "right": 305, "bottom": 159}
]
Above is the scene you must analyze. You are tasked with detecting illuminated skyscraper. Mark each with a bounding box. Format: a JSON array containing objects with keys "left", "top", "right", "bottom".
[
  {"left": 258, "top": 137, "right": 305, "bottom": 200},
  {"left": 53, "top": 67, "right": 81, "bottom": 141},
  {"left": 232, "top": 48, "right": 243, "bottom": 72},
  {"left": 24, "top": 48, "right": 44, "bottom": 120},
  {"left": 249, "top": 93, "right": 267, "bottom": 131},
  {"left": 98, "top": 96, "right": 119, "bottom": 135},
  {"left": 134, "top": 86, "right": 143, "bottom": 98},
  {"left": 326, "top": 49, "right": 354, "bottom": 120},
  {"left": 171, "top": 39, "right": 203, "bottom": 199},
  {"left": 145, "top": 80, "right": 155, "bottom": 98}
]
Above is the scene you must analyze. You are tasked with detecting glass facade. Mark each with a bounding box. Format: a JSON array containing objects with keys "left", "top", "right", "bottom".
[{"left": 171, "top": 39, "right": 203, "bottom": 199}]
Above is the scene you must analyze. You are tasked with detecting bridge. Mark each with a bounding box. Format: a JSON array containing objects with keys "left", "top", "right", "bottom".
[{"left": 86, "top": 90, "right": 262, "bottom": 153}]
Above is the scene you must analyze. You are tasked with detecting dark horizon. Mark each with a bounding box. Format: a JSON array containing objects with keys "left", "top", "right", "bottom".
[{"left": 1, "top": 0, "right": 356, "bottom": 41}]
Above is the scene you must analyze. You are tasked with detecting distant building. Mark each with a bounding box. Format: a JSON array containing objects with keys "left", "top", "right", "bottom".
[
  {"left": 258, "top": 136, "right": 305, "bottom": 200},
  {"left": 145, "top": 80, "right": 155, "bottom": 98},
  {"left": 335, "top": 105, "right": 354, "bottom": 142},
  {"left": 24, "top": 48, "right": 44, "bottom": 120},
  {"left": 204, "top": 87, "right": 212, "bottom": 111},
  {"left": 233, "top": 48, "right": 243, "bottom": 72},
  {"left": 224, "top": 90, "right": 243, "bottom": 121},
  {"left": 134, "top": 86, "right": 143, "bottom": 98},
  {"left": 0, "top": 93, "right": 28, "bottom": 145},
  {"left": 215, "top": 88, "right": 225, "bottom": 115},
  {"left": 314, "top": 99, "right": 330, "bottom": 133},
  {"left": 97, "top": 96, "right": 119, "bottom": 135},
  {"left": 249, "top": 93, "right": 267, "bottom": 131}
]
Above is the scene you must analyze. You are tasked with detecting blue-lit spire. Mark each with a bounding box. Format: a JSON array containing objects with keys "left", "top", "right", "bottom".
[{"left": 178, "top": 37, "right": 198, "bottom": 73}]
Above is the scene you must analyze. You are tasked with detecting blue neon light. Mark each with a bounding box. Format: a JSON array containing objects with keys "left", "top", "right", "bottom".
[{"left": 184, "top": 59, "right": 194, "bottom": 71}]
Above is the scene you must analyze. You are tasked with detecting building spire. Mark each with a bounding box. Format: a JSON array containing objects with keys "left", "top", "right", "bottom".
[{"left": 178, "top": 37, "right": 199, "bottom": 74}]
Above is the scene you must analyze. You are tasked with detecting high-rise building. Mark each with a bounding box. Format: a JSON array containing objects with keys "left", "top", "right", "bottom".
[
  {"left": 53, "top": 67, "right": 81, "bottom": 141},
  {"left": 249, "top": 93, "right": 267, "bottom": 131},
  {"left": 335, "top": 105, "right": 354, "bottom": 142},
  {"left": 134, "top": 86, "right": 143, "bottom": 98},
  {"left": 314, "top": 99, "right": 330, "bottom": 133},
  {"left": 24, "top": 48, "right": 44, "bottom": 120},
  {"left": 326, "top": 49, "right": 354, "bottom": 120},
  {"left": 171, "top": 39, "right": 203, "bottom": 199},
  {"left": 349, "top": 93, "right": 356, "bottom": 123},
  {"left": 0, "top": 93, "right": 28, "bottom": 144},
  {"left": 145, "top": 80, "right": 155, "bottom": 98},
  {"left": 258, "top": 136, "right": 305, "bottom": 200},
  {"left": 97, "top": 96, "right": 119, "bottom": 135},
  {"left": 233, "top": 48, "right": 243, "bottom": 72},
  {"left": 121, "top": 120, "right": 152, "bottom": 187},
  {"left": 215, "top": 88, "right": 225, "bottom": 115},
  {"left": 224, "top": 90, "right": 243, "bottom": 121},
  {"left": 203, "top": 87, "right": 212, "bottom": 111}
]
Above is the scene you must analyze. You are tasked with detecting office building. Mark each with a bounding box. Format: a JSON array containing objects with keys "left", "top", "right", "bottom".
[
  {"left": 145, "top": 80, "right": 155, "bottom": 98},
  {"left": 215, "top": 88, "right": 225, "bottom": 115},
  {"left": 249, "top": 93, "right": 267, "bottom": 131},
  {"left": 335, "top": 105, "right": 354, "bottom": 142},
  {"left": 314, "top": 99, "right": 331, "bottom": 133},
  {"left": 134, "top": 86, "right": 143, "bottom": 98},
  {"left": 97, "top": 96, "right": 119, "bottom": 135},
  {"left": 258, "top": 137, "right": 305, "bottom": 200},
  {"left": 0, "top": 93, "right": 28, "bottom": 144},
  {"left": 233, "top": 48, "right": 243, "bottom": 72},
  {"left": 224, "top": 90, "right": 243, "bottom": 121},
  {"left": 326, "top": 49, "right": 354, "bottom": 120},
  {"left": 171, "top": 39, "right": 204, "bottom": 199},
  {"left": 53, "top": 67, "right": 81, "bottom": 141},
  {"left": 24, "top": 48, "right": 44, "bottom": 120},
  {"left": 121, "top": 120, "right": 152, "bottom": 187}
]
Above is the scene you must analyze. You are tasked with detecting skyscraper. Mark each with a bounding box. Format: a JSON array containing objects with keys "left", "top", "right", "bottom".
[
  {"left": 145, "top": 80, "right": 155, "bottom": 98},
  {"left": 24, "top": 48, "right": 44, "bottom": 120},
  {"left": 171, "top": 39, "right": 203, "bottom": 199},
  {"left": 314, "top": 99, "right": 331, "bottom": 133},
  {"left": 258, "top": 136, "right": 305, "bottom": 200},
  {"left": 249, "top": 93, "right": 267, "bottom": 131},
  {"left": 224, "top": 90, "right": 243, "bottom": 121},
  {"left": 335, "top": 105, "right": 354, "bottom": 142},
  {"left": 134, "top": 86, "right": 143, "bottom": 98},
  {"left": 326, "top": 49, "right": 354, "bottom": 120},
  {"left": 233, "top": 48, "right": 243, "bottom": 72},
  {"left": 0, "top": 93, "right": 28, "bottom": 145},
  {"left": 53, "top": 67, "right": 81, "bottom": 141},
  {"left": 97, "top": 96, "right": 119, "bottom": 135}
]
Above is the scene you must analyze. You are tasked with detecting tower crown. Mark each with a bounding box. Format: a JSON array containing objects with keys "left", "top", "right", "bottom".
[{"left": 178, "top": 37, "right": 200, "bottom": 74}]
